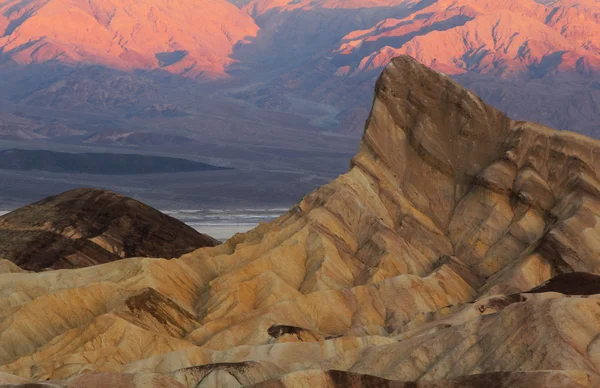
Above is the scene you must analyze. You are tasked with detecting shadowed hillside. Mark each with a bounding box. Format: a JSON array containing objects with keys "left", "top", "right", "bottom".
[{"left": 0, "top": 188, "right": 220, "bottom": 271}]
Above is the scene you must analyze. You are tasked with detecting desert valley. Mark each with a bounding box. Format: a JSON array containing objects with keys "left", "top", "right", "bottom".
[{"left": 0, "top": 0, "right": 600, "bottom": 208}]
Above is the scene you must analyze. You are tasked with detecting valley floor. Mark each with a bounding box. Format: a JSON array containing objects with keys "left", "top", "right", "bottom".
[{"left": 0, "top": 208, "right": 284, "bottom": 242}]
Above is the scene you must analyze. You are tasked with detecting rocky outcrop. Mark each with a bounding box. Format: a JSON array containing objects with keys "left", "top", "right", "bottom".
[
  {"left": 2, "top": 56, "right": 600, "bottom": 386},
  {"left": 0, "top": 188, "right": 219, "bottom": 271},
  {"left": 253, "top": 370, "right": 599, "bottom": 388}
]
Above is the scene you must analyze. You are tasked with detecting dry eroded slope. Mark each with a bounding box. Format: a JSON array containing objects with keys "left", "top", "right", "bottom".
[{"left": 2, "top": 56, "right": 600, "bottom": 387}]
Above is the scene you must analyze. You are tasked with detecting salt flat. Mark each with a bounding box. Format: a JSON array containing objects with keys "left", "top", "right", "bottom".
[
  {"left": 0, "top": 209, "right": 281, "bottom": 241},
  {"left": 163, "top": 208, "right": 284, "bottom": 241}
]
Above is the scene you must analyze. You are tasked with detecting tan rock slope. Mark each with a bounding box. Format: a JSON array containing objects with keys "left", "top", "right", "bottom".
[
  {"left": 0, "top": 188, "right": 219, "bottom": 271},
  {"left": 2, "top": 56, "right": 600, "bottom": 387}
]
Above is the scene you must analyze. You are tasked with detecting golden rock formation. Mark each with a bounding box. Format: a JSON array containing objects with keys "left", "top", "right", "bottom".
[{"left": 2, "top": 56, "right": 600, "bottom": 387}]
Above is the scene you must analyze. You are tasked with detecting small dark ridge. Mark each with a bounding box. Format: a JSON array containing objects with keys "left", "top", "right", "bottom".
[
  {"left": 267, "top": 324, "right": 309, "bottom": 339},
  {"left": 124, "top": 288, "right": 197, "bottom": 329},
  {"left": 527, "top": 272, "right": 600, "bottom": 295},
  {"left": 5, "top": 385, "right": 56, "bottom": 388},
  {"left": 176, "top": 361, "right": 257, "bottom": 375},
  {"left": 482, "top": 294, "right": 527, "bottom": 312},
  {"left": 173, "top": 362, "right": 259, "bottom": 387}
]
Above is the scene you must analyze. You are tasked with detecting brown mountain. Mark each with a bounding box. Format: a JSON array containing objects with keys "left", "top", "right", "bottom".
[
  {"left": 0, "top": 188, "right": 219, "bottom": 271},
  {"left": 1, "top": 56, "right": 600, "bottom": 386}
]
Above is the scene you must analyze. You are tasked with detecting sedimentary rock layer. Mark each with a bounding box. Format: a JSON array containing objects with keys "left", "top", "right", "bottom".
[{"left": 2, "top": 56, "right": 600, "bottom": 386}]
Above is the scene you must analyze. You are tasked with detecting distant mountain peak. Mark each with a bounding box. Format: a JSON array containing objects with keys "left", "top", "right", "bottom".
[
  {"left": 0, "top": 0, "right": 259, "bottom": 78},
  {"left": 330, "top": 0, "right": 600, "bottom": 78}
]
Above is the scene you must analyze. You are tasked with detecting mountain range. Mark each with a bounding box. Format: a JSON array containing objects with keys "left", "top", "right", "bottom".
[
  {"left": 2, "top": 2, "right": 600, "bottom": 386},
  {"left": 1, "top": 0, "right": 599, "bottom": 206},
  {"left": 0, "top": 0, "right": 259, "bottom": 78},
  {"left": 235, "top": 0, "right": 600, "bottom": 134},
  {"left": 2, "top": 55, "right": 600, "bottom": 387}
]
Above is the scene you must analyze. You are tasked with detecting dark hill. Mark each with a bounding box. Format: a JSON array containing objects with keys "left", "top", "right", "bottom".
[{"left": 0, "top": 188, "right": 220, "bottom": 271}]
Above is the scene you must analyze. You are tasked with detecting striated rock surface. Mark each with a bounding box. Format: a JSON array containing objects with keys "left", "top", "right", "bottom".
[
  {"left": 0, "top": 188, "right": 219, "bottom": 271},
  {"left": 2, "top": 56, "right": 600, "bottom": 386}
]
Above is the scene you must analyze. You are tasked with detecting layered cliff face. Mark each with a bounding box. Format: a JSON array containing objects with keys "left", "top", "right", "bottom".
[
  {"left": 2, "top": 56, "right": 600, "bottom": 387},
  {"left": 0, "top": 188, "right": 220, "bottom": 271}
]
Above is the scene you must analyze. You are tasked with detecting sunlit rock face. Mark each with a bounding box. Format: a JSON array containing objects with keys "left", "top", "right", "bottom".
[
  {"left": 0, "top": 0, "right": 259, "bottom": 78},
  {"left": 2, "top": 56, "right": 600, "bottom": 387}
]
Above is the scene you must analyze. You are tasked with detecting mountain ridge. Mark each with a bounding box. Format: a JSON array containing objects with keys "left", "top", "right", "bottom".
[
  {"left": 235, "top": 0, "right": 600, "bottom": 135},
  {"left": 0, "top": 0, "right": 259, "bottom": 78},
  {"left": 0, "top": 56, "right": 600, "bottom": 386}
]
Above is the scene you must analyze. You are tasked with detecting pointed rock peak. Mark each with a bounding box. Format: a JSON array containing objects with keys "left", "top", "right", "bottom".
[{"left": 361, "top": 55, "right": 513, "bottom": 179}]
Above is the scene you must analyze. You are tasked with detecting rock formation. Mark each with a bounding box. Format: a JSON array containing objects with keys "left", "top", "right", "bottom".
[
  {"left": 0, "top": 188, "right": 220, "bottom": 271},
  {"left": 1, "top": 56, "right": 600, "bottom": 386}
]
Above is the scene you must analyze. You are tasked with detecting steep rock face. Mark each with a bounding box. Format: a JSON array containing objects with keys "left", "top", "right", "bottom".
[
  {"left": 1, "top": 56, "right": 600, "bottom": 386},
  {"left": 0, "top": 0, "right": 259, "bottom": 78},
  {"left": 0, "top": 188, "right": 219, "bottom": 271}
]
